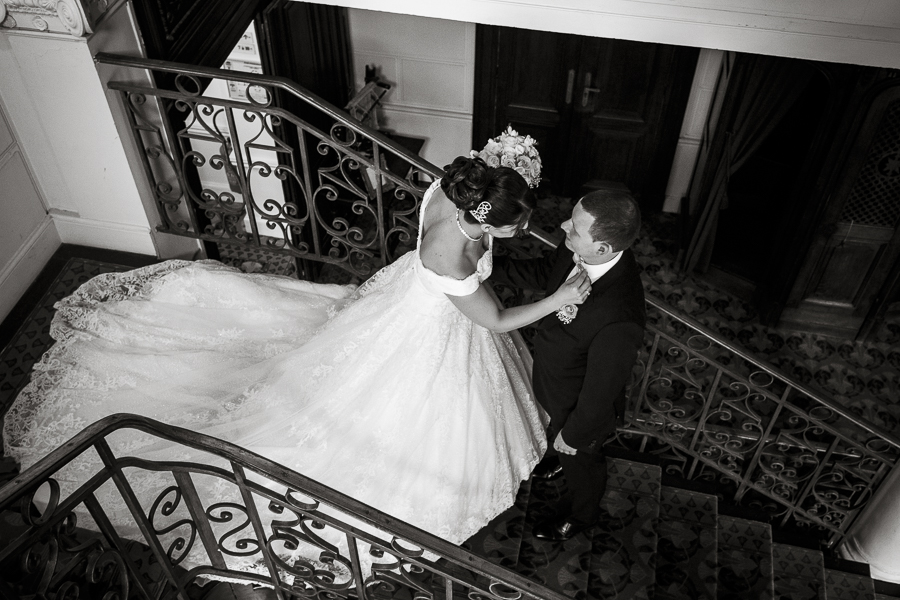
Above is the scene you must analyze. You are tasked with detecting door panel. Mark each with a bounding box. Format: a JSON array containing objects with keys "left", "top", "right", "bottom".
[
  {"left": 781, "top": 88, "right": 900, "bottom": 338},
  {"left": 480, "top": 27, "right": 577, "bottom": 191},
  {"left": 474, "top": 25, "right": 697, "bottom": 208},
  {"left": 808, "top": 226, "right": 889, "bottom": 305}
]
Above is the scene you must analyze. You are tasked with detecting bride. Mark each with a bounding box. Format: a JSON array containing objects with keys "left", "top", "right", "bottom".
[{"left": 3, "top": 145, "right": 591, "bottom": 575}]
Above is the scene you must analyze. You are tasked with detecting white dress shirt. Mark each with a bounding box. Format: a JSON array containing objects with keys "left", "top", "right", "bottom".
[{"left": 567, "top": 251, "right": 623, "bottom": 284}]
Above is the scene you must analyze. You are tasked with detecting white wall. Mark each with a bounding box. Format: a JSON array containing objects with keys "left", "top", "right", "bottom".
[
  {"left": 316, "top": 0, "right": 900, "bottom": 70},
  {"left": 0, "top": 27, "right": 155, "bottom": 255},
  {"left": 0, "top": 99, "right": 61, "bottom": 322},
  {"left": 347, "top": 9, "right": 475, "bottom": 169}
]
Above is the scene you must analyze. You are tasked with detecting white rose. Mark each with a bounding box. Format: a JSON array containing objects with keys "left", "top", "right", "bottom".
[
  {"left": 515, "top": 166, "right": 527, "bottom": 179},
  {"left": 485, "top": 139, "right": 502, "bottom": 154},
  {"left": 501, "top": 154, "right": 516, "bottom": 168},
  {"left": 485, "top": 154, "right": 501, "bottom": 168},
  {"left": 515, "top": 144, "right": 526, "bottom": 155}
]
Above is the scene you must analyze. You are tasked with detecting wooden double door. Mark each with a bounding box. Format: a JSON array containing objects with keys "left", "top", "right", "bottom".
[{"left": 474, "top": 26, "right": 698, "bottom": 209}]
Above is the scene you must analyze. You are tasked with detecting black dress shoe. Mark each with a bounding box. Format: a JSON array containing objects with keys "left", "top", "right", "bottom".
[
  {"left": 532, "top": 456, "right": 563, "bottom": 480},
  {"left": 532, "top": 515, "right": 596, "bottom": 542}
]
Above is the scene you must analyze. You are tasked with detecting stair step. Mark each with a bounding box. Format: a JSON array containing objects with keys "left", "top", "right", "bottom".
[
  {"left": 772, "top": 543, "right": 825, "bottom": 600},
  {"left": 717, "top": 515, "right": 774, "bottom": 600},
  {"left": 654, "top": 486, "right": 718, "bottom": 600},
  {"left": 875, "top": 578, "right": 900, "bottom": 600},
  {"left": 584, "top": 458, "right": 662, "bottom": 600},
  {"left": 825, "top": 569, "right": 876, "bottom": 600},
  {"left": 462, "top": 477, "right": 532, "bottom": 569},
  {"left": 514, "top": 472, "right": 594, "bottom": 596}
]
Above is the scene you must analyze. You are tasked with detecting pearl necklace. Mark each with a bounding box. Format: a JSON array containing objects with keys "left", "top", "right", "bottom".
[{"left": 456, "top": 210, "right": 483, "bottom": 242}]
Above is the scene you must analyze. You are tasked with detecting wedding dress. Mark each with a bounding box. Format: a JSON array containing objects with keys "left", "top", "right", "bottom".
[{"left": 2, "top": 180, "right": 546, "bottom": 579}]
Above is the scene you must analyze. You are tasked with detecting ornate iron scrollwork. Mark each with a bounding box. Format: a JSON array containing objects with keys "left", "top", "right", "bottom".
[{"left": 616, "top": 301, "right": 900, "bottom": 545}]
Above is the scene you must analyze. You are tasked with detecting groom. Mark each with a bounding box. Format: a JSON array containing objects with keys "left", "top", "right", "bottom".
[{"left": 492, "top": 188, "right": 646, "bottom": 541}]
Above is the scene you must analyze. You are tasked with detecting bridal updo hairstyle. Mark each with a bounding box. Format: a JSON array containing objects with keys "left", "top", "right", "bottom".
[{"left": 441, "top": 156, "right": 534, "bottom": 230}]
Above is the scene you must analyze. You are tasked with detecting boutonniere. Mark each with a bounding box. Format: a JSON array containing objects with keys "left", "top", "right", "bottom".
[{"left": 556, "top": 304, "right": 578, "bottom": 324}]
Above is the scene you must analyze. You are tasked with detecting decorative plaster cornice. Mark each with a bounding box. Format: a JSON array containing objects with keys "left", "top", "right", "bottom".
[{"left": 0, "top": 0, "right": 110, "bottom": 37}]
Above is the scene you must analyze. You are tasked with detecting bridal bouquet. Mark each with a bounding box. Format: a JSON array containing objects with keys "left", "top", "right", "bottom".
[{"left": 470, "top": 126, "right": 542, "bottom": 188}]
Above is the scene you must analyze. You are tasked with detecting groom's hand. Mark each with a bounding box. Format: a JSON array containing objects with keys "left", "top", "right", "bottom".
[{"left": 553, "top": 431, "right": 577, "bottom": 455}]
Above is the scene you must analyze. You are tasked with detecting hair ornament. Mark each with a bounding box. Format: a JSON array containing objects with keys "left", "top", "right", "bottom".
[
  {"left": 469, "top": 125, "right": 542, "bottom": 188},
  {"left": 470, "top": 201, "right": 492, "bottom": 223}
]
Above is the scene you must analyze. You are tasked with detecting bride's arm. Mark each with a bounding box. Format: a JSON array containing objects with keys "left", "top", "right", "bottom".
[{"left": 447, "top": 270, "right": 590, "bottom": 333}]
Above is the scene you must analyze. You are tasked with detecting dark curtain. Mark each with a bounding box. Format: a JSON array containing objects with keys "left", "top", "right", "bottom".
[
  {"left": 257, "top": 0, "right": 354, "bottom": 124},
  {"left": 682, "top": 53, "right": 815, "bottom": 273},
  {"left": 255, "top": 1, "right": 354, "bottom": 279}
]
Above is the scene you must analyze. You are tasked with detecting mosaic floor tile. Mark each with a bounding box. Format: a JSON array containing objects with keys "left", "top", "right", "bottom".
[
  {"left": 826, "top": 569, "right": 876, "bottom": 600},
  {"left": 584, "top": 459, "right": 661, "bottom": 600},
  {"left": 772, "top": 543, "right": 825, "bottom": 600},
  {"left": 654, "top": 487, "right": 718, "bottom": 600},
  {"left": 717, "top": 515, "right": 774, "bottom": 600}
]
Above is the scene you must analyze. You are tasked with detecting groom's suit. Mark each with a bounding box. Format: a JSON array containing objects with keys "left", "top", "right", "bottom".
[{"left": 492, "top": 243, "right": 645, "bottom": 524}]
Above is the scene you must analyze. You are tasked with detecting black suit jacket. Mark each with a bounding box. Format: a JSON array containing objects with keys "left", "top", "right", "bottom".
[{"left": 492, "top": 245, "right": 645, "bottom": 452}]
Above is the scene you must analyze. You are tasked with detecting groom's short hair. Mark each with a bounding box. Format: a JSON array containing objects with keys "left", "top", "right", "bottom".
[{"left": 580, "top": 190, "right": 641, "bottom": 252}]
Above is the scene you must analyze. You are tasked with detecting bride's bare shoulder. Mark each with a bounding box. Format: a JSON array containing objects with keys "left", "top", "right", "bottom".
[{"left": 420, "top": 221, "right": 475, "bottom": 280}]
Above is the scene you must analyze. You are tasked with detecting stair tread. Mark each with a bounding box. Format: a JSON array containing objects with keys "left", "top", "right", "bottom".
[
  {"left": 584, "top": 459, "right": 662, "bottom": 600},
  {"left": 462, "top": 477, "right": 532, "bottom": 570},
  {"left": 772, "top": 542, "right": 825, "bottom": 600},
  {"left": 826, "top": 568, "right": 876, "bottom": 600},
  {"left": 514, "top": 473, "right": 594, "bottom": 596},
  {"left": 654, "top": 486, "right": 718, "bottom": 600},
  {"left": 717, "top": 515, "right": 775, "bottom": 600}
]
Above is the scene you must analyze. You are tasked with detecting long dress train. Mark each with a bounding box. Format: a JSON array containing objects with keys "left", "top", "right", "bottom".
[{"left": 2, "top": 180, "right": 546, "bottom": 577}]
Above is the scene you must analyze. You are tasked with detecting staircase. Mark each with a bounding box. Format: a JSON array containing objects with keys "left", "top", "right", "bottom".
[
  {"left": 462, "top": 452, "right": 900, "bottom": 600},
  {"left": 2, "top": 450, "right": 897, "bottom": 600}
]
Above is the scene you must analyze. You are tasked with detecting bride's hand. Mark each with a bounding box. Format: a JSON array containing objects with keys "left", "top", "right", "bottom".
[{"left": 553, "top": 269, "right": 591, "bottom": 307}]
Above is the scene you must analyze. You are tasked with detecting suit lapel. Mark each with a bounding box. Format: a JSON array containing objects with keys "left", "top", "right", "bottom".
[
  {"left": 548, "top": 246, "right": 576, "bottom": 293},
  {"left": 588, "top": 249, "right": 633, "bottom": 297}
]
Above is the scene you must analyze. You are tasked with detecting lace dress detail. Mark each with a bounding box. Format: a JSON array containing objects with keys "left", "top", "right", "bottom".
[{"left": 2, "top": 180, "right": 546, "bottom": 578}]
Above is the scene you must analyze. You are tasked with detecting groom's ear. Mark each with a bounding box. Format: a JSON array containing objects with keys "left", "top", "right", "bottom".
[{"left": 594, "top": 240, "right": 612, "bottom": 255}]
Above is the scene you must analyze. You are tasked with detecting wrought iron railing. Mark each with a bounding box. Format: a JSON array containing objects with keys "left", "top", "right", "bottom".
[
  {"left": 96, "top": 53, "right": 555, "bottom": 280},
  {"left": 0, "top": 414, "right": 567, "bottom": 600},
  {"left": 97, "top": 52, "right": 441, "bottom": 279},
  {"left": 615, "top": 295, "right": 900, "bottom": 547}
]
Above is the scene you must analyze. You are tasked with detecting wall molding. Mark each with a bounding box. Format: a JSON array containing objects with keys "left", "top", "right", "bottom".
[
  {"left": 0, "top": 215, "right": 60, "bottom": 321},
  {"left": 381, "top": 103, "right": 472, "bottom": 120},
  {"left": 0, "top": 0, "right": 119, "bottom": 37},
  {"left": 50, "top": 212, "right": 156, "bottom": 255}
]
